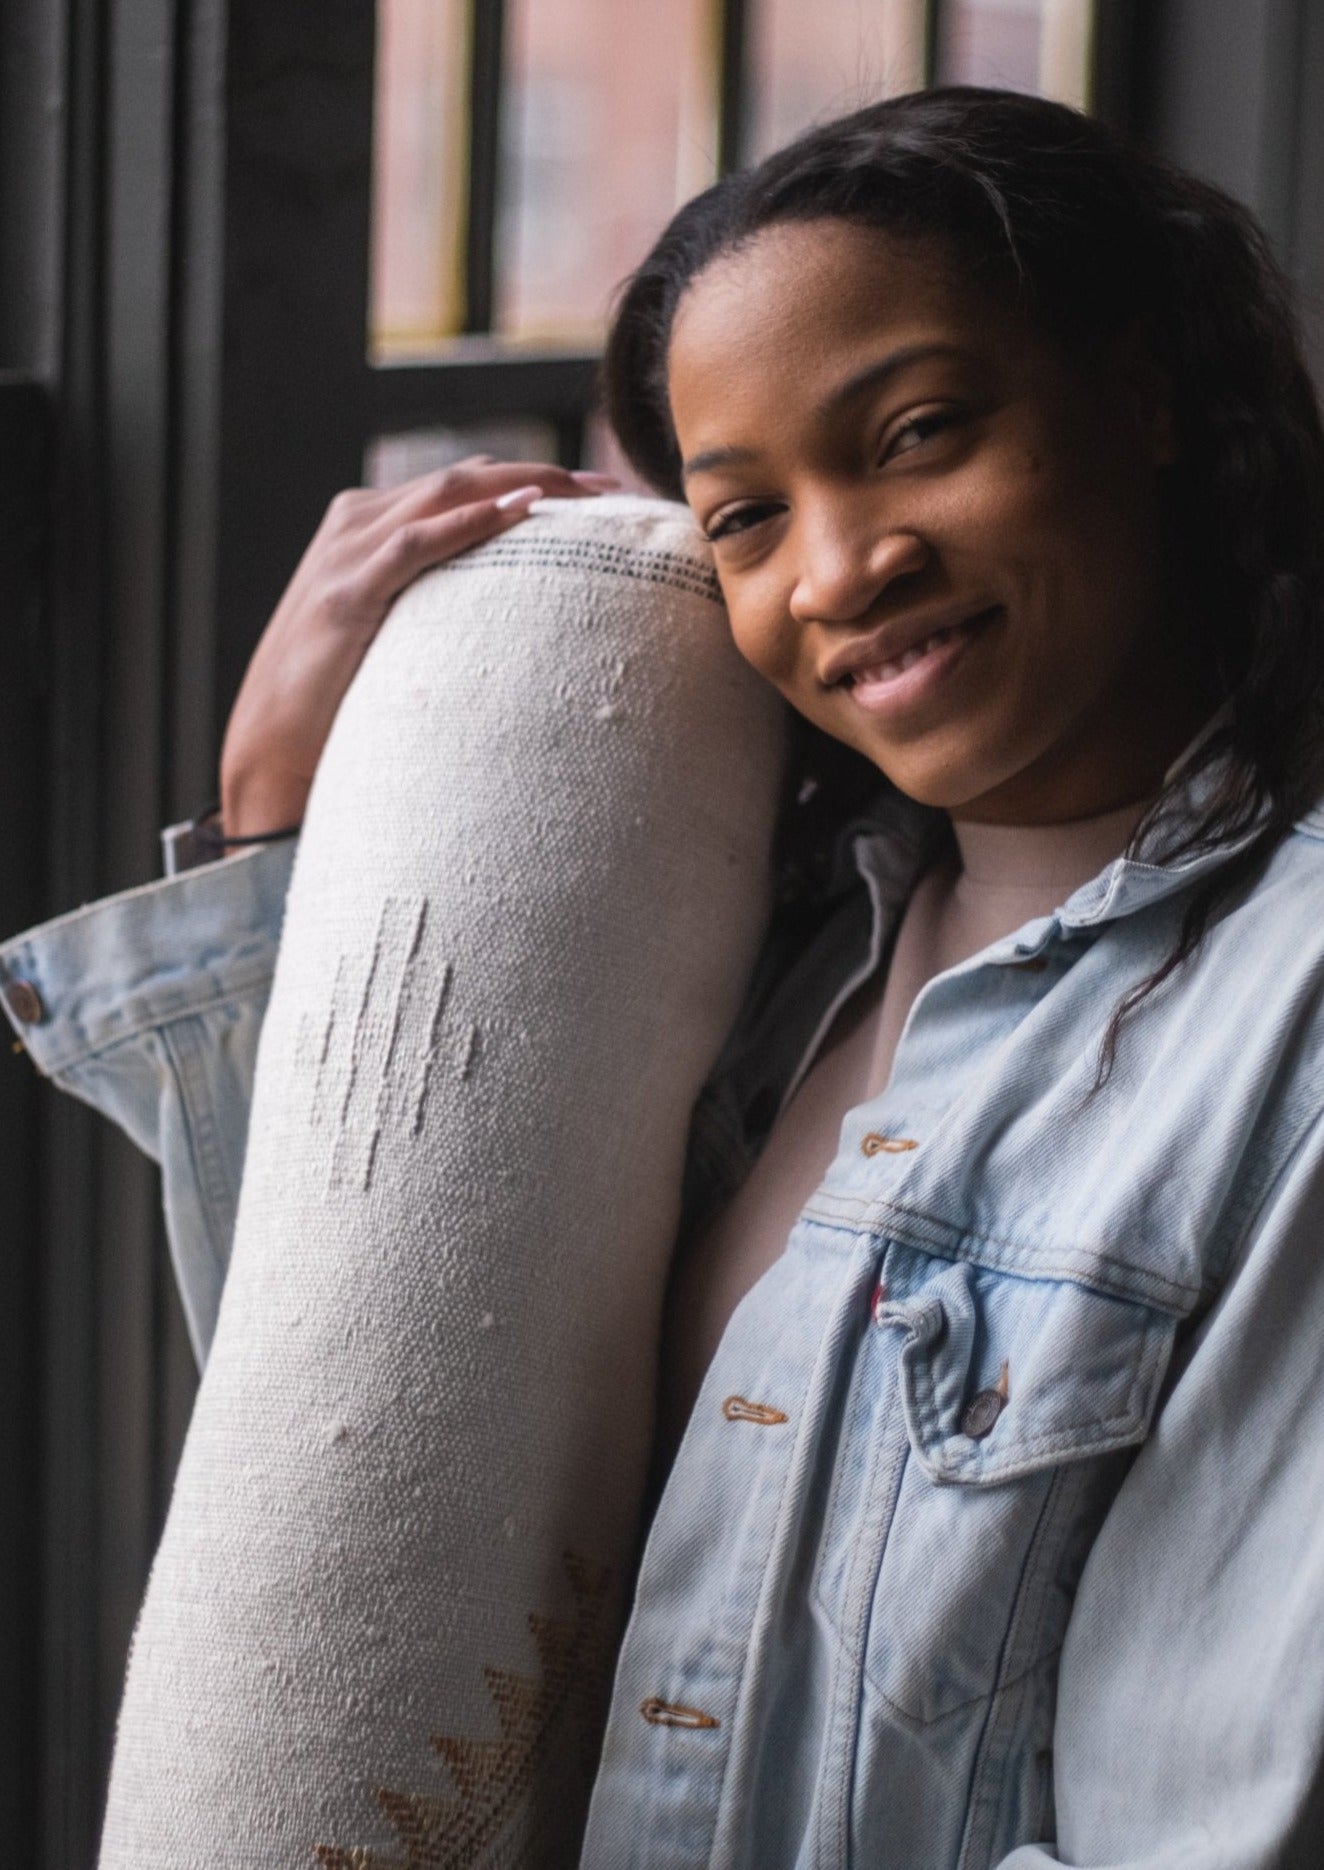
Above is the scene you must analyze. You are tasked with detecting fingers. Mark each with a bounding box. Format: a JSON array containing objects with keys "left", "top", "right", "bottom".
[
  {"left": 311, "top": 457, "right": 624, "bottom": 624},
  {"left": 388, "top": 457, "right": 619, "bottom": 524},
  {"left": 310, "top": 457, "right": 617, "bottom": 558},
  {"left": 361, "top": 490, "right": 553, "bottom": 595}
]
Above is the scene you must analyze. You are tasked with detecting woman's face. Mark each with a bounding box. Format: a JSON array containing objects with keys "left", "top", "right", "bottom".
[{"left": 668, "top": 219, "right": 1212, "bottom": 824}]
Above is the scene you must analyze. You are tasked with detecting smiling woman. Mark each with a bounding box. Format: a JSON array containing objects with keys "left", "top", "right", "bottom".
[
  {"left": 589, "top": 85, "right": 1324, "bottom": 1867},
  {"left": 666, "top": 220, "right": 1205, "bottom": 826}
]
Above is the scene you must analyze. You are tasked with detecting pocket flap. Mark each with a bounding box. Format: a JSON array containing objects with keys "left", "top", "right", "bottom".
[{"left": 874, "top": 1245, "right": 1178, "bottom": 1486}]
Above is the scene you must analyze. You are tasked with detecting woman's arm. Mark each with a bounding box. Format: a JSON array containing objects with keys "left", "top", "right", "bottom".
[
  {"left": 1, "top": 457, "right": 614, "bottom": 1363},
  {"left": 993, "top": 1109, "right": 1324, "bottom": 1868},
  {"left": 220, "top": 456, "right": 614, "bottom": 836}
]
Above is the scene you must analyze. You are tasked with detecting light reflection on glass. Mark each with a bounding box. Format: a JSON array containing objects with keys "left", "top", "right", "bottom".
[
  {"left": 746, "top": 0, "right": 929, "bottom": 163},
  {"left": 496, "top": 0, "right": 718, "bottom": 346},
  {"left": 365, "top": 420, "right": 559, "bottom": 489},
  {"left": 370, "top": 0, "right": 468, "bottom": 361},
  {"left": 938, "top": 0, "right": 1094, "bottom": 111}
]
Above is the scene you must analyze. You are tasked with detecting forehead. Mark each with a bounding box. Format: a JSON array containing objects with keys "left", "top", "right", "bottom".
[{"left": 667, "top": 220, "right": 1025, "bottom": 442}]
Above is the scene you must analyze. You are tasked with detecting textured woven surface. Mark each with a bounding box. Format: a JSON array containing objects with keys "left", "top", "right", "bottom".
[{"left": 98, "top": 496, "right": 787, "bottom": 1868}]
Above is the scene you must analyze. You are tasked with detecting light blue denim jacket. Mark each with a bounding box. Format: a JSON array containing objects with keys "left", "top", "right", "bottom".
[{"left": 6, "top": 762, "right": 1324, "bottom": 1868}]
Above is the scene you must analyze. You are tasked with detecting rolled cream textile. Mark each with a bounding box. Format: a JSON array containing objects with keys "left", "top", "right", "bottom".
[{"left": 98, "top": 496, "right": 788, "bottom": 1869}]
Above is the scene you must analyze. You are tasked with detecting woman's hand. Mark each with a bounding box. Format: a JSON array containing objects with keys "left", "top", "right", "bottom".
[{"left": 218, "top": 457, "right": 618, "bottom": 839}]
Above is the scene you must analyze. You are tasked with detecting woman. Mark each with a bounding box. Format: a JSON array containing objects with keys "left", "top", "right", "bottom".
[{"left": 8, "top": 87, "right": 1324, "bottom": 1866}]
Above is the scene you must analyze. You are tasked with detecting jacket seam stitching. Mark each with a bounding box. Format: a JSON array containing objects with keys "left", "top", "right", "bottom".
[
  {"left": 40, "top": 964, "right": 277, "bottom": 1077},
  {"left": 801, "top": 1198, "right": 1202, "bottom": 1311}
]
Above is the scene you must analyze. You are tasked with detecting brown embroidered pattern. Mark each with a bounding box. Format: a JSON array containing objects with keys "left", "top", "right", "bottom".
[
  {"left": 432, "top": 535, "right": 722, "bottom": 606},
  {"left": 721, "top": 1395, "right": 788, "bottom": 1426},
  {"left": 313, "top": 1551, "right": 614, "bottom": 1869}
]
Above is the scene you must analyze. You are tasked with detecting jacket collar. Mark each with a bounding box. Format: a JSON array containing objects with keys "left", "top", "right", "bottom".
[{"left": 843, "top": 740, "right": 1287, "bottom": 942}]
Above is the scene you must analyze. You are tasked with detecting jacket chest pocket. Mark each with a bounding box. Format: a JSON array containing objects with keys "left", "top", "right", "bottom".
[{"left": 813, "top": 1240, "right": 1180, "bottom": 1729}]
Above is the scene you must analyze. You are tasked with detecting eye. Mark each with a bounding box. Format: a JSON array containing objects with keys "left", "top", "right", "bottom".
[
  {"left": 705, "top": 500, "right": 785, "bottom": 543},
  {"left": 883, "top": 408, "right": 962, "bottom": 462}
]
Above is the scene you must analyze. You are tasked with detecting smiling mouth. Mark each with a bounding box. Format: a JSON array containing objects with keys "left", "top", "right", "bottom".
[{"left": 838, "top": 605, "right": 1002, "bottom": 689}]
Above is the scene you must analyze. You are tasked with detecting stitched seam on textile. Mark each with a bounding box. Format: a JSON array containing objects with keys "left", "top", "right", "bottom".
[
  {"left": 798, "top": 1194, "right": 1204, "bottom": 1312},
  {"left": 431, "top": 538, "right": 722, "bottom": 604},
  {"left": 159, "top": 1018, "right": 238, "bottom": 1282},
  {"left": 43, "top": 961, "right": 278, "bottom": 1077}
]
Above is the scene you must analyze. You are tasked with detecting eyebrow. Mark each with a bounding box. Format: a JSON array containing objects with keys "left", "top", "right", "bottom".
[
  {"left": 681, "top": 443, "right": 759, "bottom": 482},
  {"left": 815, "top": 341, "right": 966, "bottom": 422},
  {"left": 680, "top": 340, "right": 967, "bottom": 482}
]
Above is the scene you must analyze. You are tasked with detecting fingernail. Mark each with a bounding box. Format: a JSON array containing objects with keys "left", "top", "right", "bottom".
[
  {"left": 495, "top": 483, "right": 542, "bottom": 510},
  {"left": 569, "top": 471, "right": 621, "bottom": 489}
]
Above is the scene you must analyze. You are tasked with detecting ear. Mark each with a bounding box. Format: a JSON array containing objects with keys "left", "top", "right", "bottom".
[{"left": 1111, "top": 317, "right": 1179, "bottom": 467}]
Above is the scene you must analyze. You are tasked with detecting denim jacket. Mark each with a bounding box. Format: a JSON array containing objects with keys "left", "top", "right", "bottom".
[{"left": 5, "top": 764, "right": 1324, "bottom": 1868}]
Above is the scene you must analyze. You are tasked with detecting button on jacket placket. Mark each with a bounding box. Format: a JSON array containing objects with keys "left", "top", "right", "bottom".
[
  {"left": 581, "top": 806, "right": 1176, "bottom": 1867},
  {"left": 584, "top": 855, "right": 1065, "bottom": 1868}
]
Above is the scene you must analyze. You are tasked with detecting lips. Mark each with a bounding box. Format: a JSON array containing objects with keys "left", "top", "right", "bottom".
[{"left": 821, "top": 605, "right": 1003, "bottom": 689}]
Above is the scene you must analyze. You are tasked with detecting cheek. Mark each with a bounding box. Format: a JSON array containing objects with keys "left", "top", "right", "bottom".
[
  {"left": 723, "top": 590, "right": 801, "bottom": 688},
  {"left": 942, "top": 446, "right": 1120, "bottom": 628}
]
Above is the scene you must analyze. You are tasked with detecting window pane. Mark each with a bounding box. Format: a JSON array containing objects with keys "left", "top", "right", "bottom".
[
  {"left": 747, "top": 0, "right": 928, "bottom": 163},
  {"left": 370, "top": 0, "right": 469, "bottom": 361},
  {"left": 497, "top": 0, "right": 717, "bottom": 346},
  {"left": 938, "top": 0, "right": 1094, "bottom": 110},
  {"left": 366, "top": 419, "right": 558, "bottom": 489}
]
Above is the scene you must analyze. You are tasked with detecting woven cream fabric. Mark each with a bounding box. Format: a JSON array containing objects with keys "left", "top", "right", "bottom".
[{"left": 97, "top": 496, "right": 787, "bottom": 1868}]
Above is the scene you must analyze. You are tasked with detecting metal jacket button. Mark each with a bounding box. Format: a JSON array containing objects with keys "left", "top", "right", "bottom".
[
  {"left": 961, "top": 1359, "right": 1010, "bottom": 1439},
  {"left": 960, "top": 1390, "right": 1005, "bottom": 1438},
  {"left": 2, "top": 979, "right": 45, "bottom": 1025}
]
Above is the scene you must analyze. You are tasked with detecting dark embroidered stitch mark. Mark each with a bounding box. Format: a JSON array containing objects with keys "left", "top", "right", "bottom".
[
  {"left": 313, "top": 1552, "right": 615, "bottom": 1870},
  {"left": 432, "top": 536, "right": 722, "bottom": 605},
  {"left": 721, "top": 1395, "right": 788, "bottom": 1426},
  {"left": 639, "top": 1698, "right": 720, "bottom": 1731},
  {"left": 861, "top": 1133, "right": 918, "bottom": 1156}
]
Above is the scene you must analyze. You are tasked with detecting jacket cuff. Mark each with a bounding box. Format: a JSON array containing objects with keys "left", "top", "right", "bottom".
[{"left": 0, "top": 838, "right": 297, "bottom": 1078}]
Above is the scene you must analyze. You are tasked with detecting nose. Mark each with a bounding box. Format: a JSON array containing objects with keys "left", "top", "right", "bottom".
[{"left": 788, "top": 499, "right": 930, "bottom": 627}]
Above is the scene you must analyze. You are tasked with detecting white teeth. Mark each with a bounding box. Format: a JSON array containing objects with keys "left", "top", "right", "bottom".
[{"left": 849, "top": 625, "right": 954, "bottom": 686}]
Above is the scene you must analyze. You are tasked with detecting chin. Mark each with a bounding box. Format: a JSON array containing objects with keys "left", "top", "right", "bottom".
[{"left": 845, "top": 731, "right": 1022, "bottom": 816}]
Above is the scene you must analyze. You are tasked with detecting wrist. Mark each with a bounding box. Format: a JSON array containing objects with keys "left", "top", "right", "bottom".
[{"left": 220, "top": 768, "right": 311, "bottom": 842}]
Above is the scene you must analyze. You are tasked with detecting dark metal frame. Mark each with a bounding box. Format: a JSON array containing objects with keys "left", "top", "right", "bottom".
[
  {"left": 210, "top": 0, "right": 778, "bottom": 733},
  {"left": 0, "top": 373, "right": 49, "bottom": 1867}
]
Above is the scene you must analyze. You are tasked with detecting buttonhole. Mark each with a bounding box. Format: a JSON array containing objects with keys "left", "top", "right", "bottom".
[
  {"left": 640, "top": 1697, "right": 720, "bottom": 1730},
  {"left": 721, "top": 1395, "right": 788, "bottom": 1426}
]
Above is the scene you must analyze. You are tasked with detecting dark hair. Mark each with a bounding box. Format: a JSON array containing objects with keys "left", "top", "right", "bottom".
[{"left": 602, "top": 85, "right": 1324, "bottom": 1085}]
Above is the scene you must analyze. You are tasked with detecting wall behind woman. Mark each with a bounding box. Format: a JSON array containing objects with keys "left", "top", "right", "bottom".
[
  {"left": 1, "top": 2, "right": 1322, "bottom": 1864},
  {"left": 1133, "top": 0, "right": 1324, "bottom": 389}
]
